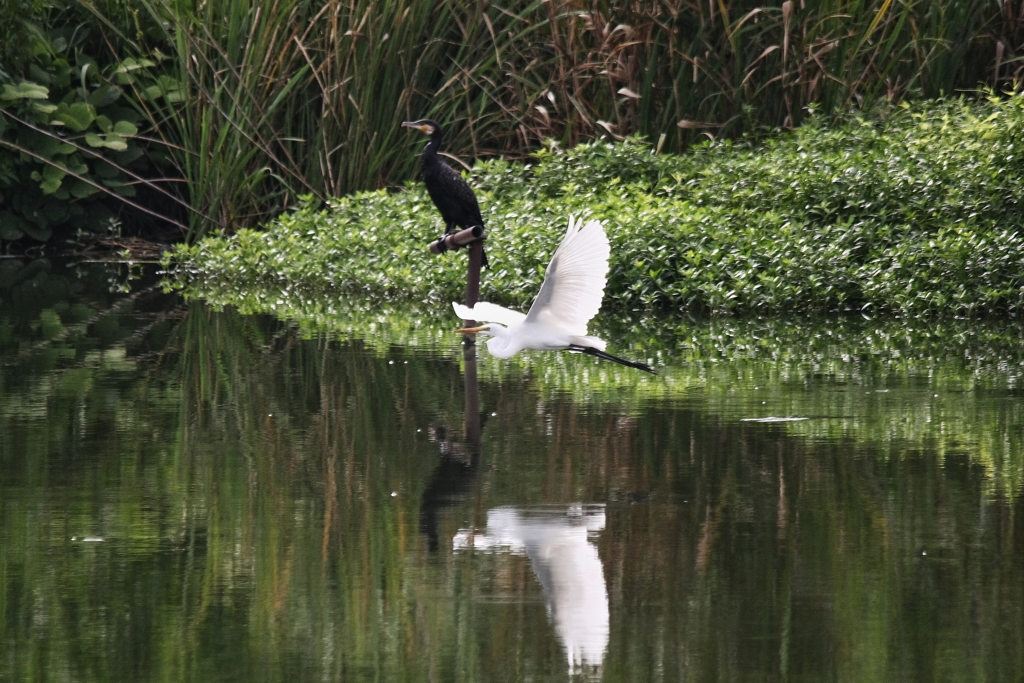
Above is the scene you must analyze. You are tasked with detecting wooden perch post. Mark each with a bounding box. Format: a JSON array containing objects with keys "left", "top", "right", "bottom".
[
  {"left": 465, "top": 239, "right": 484, "bottom": 312},
  {"left": 428, "top": 226, "right": 484, "bottom": 255},
  {"left": 428, "top": 227, "right": 486, "bottom": 327}
]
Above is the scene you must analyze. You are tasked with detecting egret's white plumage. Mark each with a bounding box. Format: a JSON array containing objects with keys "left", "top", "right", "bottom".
[
  {"left": 454, "top": 217, "right": 655, "bottom": 373},
  {"left": 452, "top": 505, "right": 610, "bottom": 671}
]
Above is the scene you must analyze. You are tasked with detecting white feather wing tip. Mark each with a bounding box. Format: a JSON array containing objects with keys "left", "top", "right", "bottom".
[
  {"left": 453, "top": 301, "right": 528, "bottom": 326},
  {"left": 452, "top": 302, "right": 474, "bottom": 319}
]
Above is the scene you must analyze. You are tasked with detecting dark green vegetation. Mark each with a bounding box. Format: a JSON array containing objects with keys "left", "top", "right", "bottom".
[
  {"left": 3, "top": 261, "right": 1023, "bottom": 680},
  {"left": 0, "top": 2, "right": 169, "bottom": 242},
  {"left": 172, "top": 94, "right": 1024, "bottom": 316},
  {"left": 1, "top": 0, "right": 1022, "bottom": 243},
  {"left": 0, "top": 257, "right": 157, "bottom": 358}
]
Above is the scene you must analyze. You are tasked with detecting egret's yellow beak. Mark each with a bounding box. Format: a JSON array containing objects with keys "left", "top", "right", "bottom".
[{"left": 455, "top": 326, "right": 487, "bottom": 334}]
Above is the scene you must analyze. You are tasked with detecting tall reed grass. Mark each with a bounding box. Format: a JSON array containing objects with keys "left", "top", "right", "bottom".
[{"left": 83, "top": 0, "right": 1024, "bottom": 238}]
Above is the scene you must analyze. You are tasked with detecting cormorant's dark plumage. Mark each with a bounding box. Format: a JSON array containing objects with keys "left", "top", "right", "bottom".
[{"left": 402, "top": 119, "right": 488, "bottom": 267}]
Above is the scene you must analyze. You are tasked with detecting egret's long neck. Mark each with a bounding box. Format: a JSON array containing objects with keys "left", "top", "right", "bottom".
[{"left": 482, "top": 324, "right": 519, "bottom": 359}]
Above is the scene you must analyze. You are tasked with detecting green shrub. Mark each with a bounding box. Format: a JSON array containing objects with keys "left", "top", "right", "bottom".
[
  {"left": 0, "top": 0, "right": 47, "bottom": 76},
  {"left": 172, "top": 94, "right": 1024, "bottom": 317},
  {"left": 0, "top": 15, "right": 160, "bottom": 243}
]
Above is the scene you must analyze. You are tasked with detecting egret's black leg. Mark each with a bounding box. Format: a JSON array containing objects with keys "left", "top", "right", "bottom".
[{"left": 568, "top": 345, "right": 656, "bottom": 374}]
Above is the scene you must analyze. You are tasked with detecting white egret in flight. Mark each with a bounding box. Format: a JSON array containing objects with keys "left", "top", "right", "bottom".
[{"left": 454, "top": 217, "right": 656, "bottom": 374}]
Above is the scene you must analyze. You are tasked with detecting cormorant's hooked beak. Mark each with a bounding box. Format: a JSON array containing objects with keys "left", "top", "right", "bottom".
[
  {"left": 401, "top": 121, "right": 434, "bottom": 134},
  {"left": 455, "top": 326, "right": 488, "bottom": 334}
]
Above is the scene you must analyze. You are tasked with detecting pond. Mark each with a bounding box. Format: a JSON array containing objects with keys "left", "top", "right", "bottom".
[{"left": 2, "top": 257, "right": 1023, "bottom": 682}]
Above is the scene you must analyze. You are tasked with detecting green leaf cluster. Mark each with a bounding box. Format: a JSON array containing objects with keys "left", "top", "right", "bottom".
[
  {"left": 0, "top": 0, "right": 47, "bottom": 74},
  {"left": 0, "top": 23, "right": 154, "bottom": 242},
  {"left": 171, "top": 94, "right": 1024, "bottom": 317}
]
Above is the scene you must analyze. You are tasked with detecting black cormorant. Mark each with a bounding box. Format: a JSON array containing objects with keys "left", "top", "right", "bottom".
[{"left": 402, "top": 119, "right": 488, "bottom": 267}]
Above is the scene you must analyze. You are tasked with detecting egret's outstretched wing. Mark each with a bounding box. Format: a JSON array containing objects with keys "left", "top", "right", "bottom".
[
  {"left": 525, "top": 217, "right": 609, "bottom": 336},
  {"left": 452, "top": 301, "right": 527, "bottom": 326}
]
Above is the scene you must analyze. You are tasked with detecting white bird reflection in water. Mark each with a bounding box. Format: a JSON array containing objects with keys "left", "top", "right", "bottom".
[{"left": 454, "top": 504, "right": 609, "bottom": 673}]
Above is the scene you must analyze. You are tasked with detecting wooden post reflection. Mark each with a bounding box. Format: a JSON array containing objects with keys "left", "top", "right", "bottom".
[
  {"left": 463, "top": 338, "right": 481, "bottom": 445},
  {"left": 419, "top": 267, "right": 484, "bottom": 551},
  {"left": 462, "top": 238, "right": 483, "bottom": 450}
]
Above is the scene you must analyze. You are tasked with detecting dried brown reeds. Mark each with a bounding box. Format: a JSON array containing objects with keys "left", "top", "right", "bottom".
[{"left": 84, "top": 0, "right": 1024, "bottom": 237}]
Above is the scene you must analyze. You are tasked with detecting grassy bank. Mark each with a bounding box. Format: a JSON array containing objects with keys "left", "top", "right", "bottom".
[{"left": 171, "top": 93, "right": 1024, "bottom": 317}]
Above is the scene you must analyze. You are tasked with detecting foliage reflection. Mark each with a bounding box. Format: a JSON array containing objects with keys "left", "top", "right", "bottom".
[{"left": 1, "top": 267, "right": 1023, "bottom": 681}]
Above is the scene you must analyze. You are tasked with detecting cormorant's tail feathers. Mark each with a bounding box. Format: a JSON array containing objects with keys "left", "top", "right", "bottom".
[{"left": 569, "top": 345, "right": 657, "bottom": 374}]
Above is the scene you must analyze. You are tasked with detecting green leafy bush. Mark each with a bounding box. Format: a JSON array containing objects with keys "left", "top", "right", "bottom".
[
  {"left": 0, "top": 19, "right": 156, "bottom": 243},
  {"left": 0, "top": 0, "right": 46, "bottom": 75},
  {"left": 170, "top": 94, "right": 1024, "bottom": 318}
]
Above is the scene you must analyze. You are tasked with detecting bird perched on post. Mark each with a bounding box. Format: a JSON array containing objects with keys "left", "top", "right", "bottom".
[
  {"left": 453, "top": 217, "right": 656, "bottom": 374},
  {"left": 402, "top": 119, "right": 489, "bottom": 267}
]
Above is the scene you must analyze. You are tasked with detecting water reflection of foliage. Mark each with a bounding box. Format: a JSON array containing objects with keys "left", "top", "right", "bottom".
[
  {"left": 181, "top": 279, "right": 1024, "bottom": 497},
  {"left": 169, "top": 308, "right": 1024, "bottom": 680},
  {"left": 3, "top": 296, "right": 1023, "bottom": 680},
  {"left": 172, "top": 303, "right": 467, "bottom": 677},
  {"left": 0, "top": 279, "right": 183, "bottom": 679},
  {"left": 602, "top": 407, "right": 1024, "bottom": 682}
]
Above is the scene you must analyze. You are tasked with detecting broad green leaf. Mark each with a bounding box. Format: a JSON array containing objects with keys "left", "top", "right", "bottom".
[
  {"left": 112, "top": 120, "right": 138, "bottom": 137},
  {"left": 102, "top": 134, "right": 128, "bottom": 152},
  {"left": 87, "top": 84, "right": 122, "bottom": 108},
  {"left": 70, "top": 178, "right": 100, "bottom": 198},
  {"left": 67, "top": 159, "right": 89, "bottom": 176},
  {"left": 21, "top": 221, "right": 53, "bottom": 242},
  {"left": 51, "top": 102, "right": 96, "bottom": 131},
  {"left": 0, "top": 211, "right": 26, "bottom": 241},
  {"left": 22, "top": 130, "right": 62, "bottom": 158},
  {"left": 94, "top": 161, "right": 119, "bottom": 179},
  {"left": 1, "top": 82, "right": 49, "bottom": 100},
  {"left": 28, "top": 64, "right": 51, "bottom": 85},
  {"left": 40, "top": 176, "right": 63, "bottom": 195},
  {"left": 112, "top": 145, "right": 144, "bottom": 164},
  {"left": 117, "top": 57, "right": 156, "bottom": 72},
  {"left": 41, "top": 164, "right": 65, "bottom": 182}
]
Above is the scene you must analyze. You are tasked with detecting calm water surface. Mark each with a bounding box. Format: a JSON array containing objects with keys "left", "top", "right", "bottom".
[{"left": 2, "top": 258, "right": 1022, "bottom": 682}]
